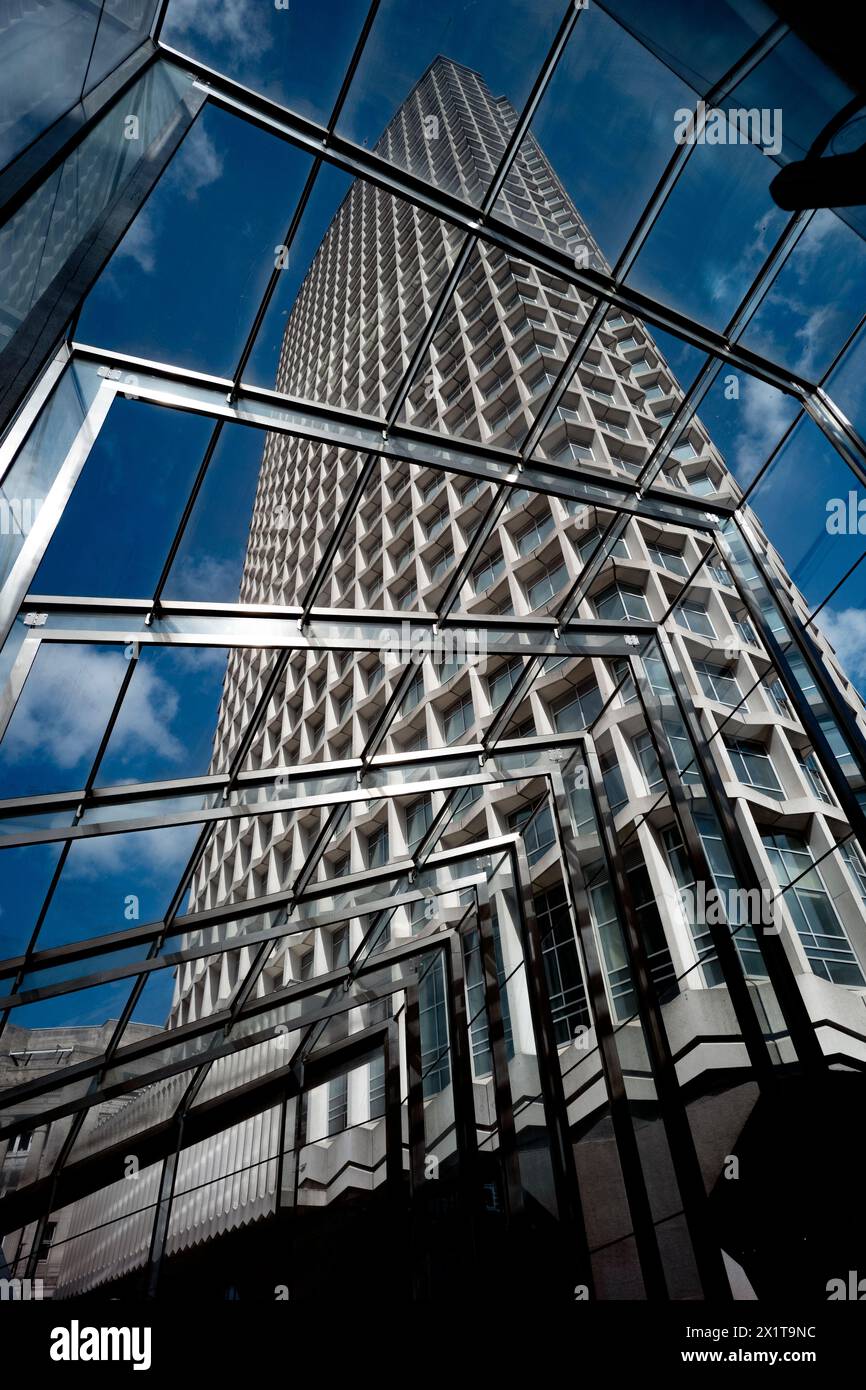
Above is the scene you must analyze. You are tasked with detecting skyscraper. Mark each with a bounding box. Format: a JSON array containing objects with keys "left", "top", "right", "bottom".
[{"left": 8, "top": 53, "right": 866, "bottom": 1304}]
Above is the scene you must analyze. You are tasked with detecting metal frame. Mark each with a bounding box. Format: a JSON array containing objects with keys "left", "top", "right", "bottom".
[{"left": 3, "top": 0, "right": 866, "bottom": 1302}]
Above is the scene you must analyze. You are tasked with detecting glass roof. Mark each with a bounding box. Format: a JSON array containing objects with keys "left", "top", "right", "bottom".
[{"left": 1, "top": 0, "right": 866, "bottom": 1303}]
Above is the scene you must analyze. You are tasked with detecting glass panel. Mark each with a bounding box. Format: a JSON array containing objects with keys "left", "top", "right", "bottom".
[
  {"left": 682, "top": 367, "right": 799, "bottom": 490},
  {"left": 162, "top": 424, "right": 269, "bottom": 602},
  {"left": 741, "top": 210, "right": 866, "bottom": 381},
  {"left": 243, "top": 170, "right": 457, "bottom": 419},
  {"left": 336, "top": 0, "right": 566, "bottom": 203},
  {"left": 0, "top": 841, "right": 64, "bottom": 959},
  {"left": 0, "top": 61, "right": 196, "bottom": 361},
  {"left": 0, "top": 361, "right": 105, "bottom": 590},
  {"left": 0, "top": 642, "right": 128, "bottom": 798},
  {"left": 84, "top": 1, "right": 160, "bottom": 93},
  {"left": 78, "top": 103, "right": 316, "bottom": 376},
  {"left": 160, "top": 0, "right": 372, "bottom": 125},
  {"left": 494, "top": 4, "right": 694, "bottom": 265},
  {"left": 95, "top": 645, "right": 231, "bottom": 785},
  {"left": 626, "top": 138, "right": 788, "bottom": 333},
  {"left": 22, "top": 821, "right": 202, "bottom": 954},
  {"left": 32, "top": 396, "right": 212, "bottom": 598},
  {"left": 746, "top": 415, "right": 866, "bottom": 612},
  {"left": 0, "top": 0, "right": 104, "bottom": 171},
  {"left": 600, "top": 0, "right": 776, "bottom": 94},
  {"left": 825, "top": 321, "right": 866, "bottom": 440},
  {"left": 399, "top": 240, "right": 559, "bottom": 451}
]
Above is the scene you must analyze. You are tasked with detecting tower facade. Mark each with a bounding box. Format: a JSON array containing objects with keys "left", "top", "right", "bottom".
[{"left": 48, "top": 57, "right": 866, "bottom": 1300}]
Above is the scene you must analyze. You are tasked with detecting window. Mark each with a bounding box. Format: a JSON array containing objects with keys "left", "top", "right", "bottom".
[
  {"left": 424, "top": 506, "right": 450, "bottom": 542},
  {"left": 405, "top": 795, "right": 432, "bottom": 852},
  {"left": 663, "top": 827, "right": 723, "bottom": 986},
  {"left": 298, "top": 951, "right": 314, "bottom": 980},
  {"left": 9, "top": 1129, "right": 33, "bottom": 1155},
  {"left": 487, "top": 657, "right": 523, "bottom": 709},
  {"left": 624, "top": 850, "right": 677, "bottom": 1000},
  {"left": 689, "top": 473, "right": 716, "bottom": 496},
  {"left": 401, "top": 665, "right": 425, "bottom": 713},
  {"left": 797, "top": 749, "right": 831, "bottom": 803},
  {"left": 527, "top": 367, "right": 557, "bottom": 398},
  {"left": 600, "top": 748, "right": 627, "bottom": 813},
  {"left": 551, "top": 437, "right": 595, "bottom": 464},
  {"left": 611, "top": 657, "right": 638, "bottom": 704},
  {"left": 434, "top": 652, "right": 460, "bottom": 684},
  {"left": 698, "top": 814, "right": 768, "bottom": 978},
  {"left": 428, "top": 547, "right": 453, "bottom": 583},
  {"left": 509, "top": 803, "right": 556, "bottom": 865},
  {"left": 594, "top": 582, "right": 650, "bottom": 622},
  {"left": 707, "top": 563, "right": 733, "bottom": 587},
  {"left": 456, "top": 782, "right": 484, "bottom": 819},
  {"left": 535, "top": 885, "right": 588, "bottom": 1043},
  {"left": 694, "top": 659, "right": 745, "bottom": 708},
  {"left": 577, "top": 529, "right": 629, "bottom": 566},
  {"left": 443, "top": 691, "right": 474, "bottom": 740},
  {"left": 763, "top": 678, "right": 791, "bottom": 716},
  {"left": 670, "top": 440, "right": 697, "bottom": 462},
  {"left": 419, "top": 957, "right": 450, "bottom": 1097},
  {"left": 422, "top": 475, "right": 444, "bottom": 502},
  {"left": 675, "top": 598, "right": 716, "bottom": 638},
  {"left": 818, "top": 714, "right": 854, "bottom": 764},
  {"left": 551, "top": 678, "right": 602, "bottom": 731},
  {"left": 36, "top": 1221, "right": 57, "bottom": 1264},
  {"left": 368, "top": 1054, "right": 386, "bottom": 1120},
  {"left": 331, "top": 924, "right": 350, "bottom": 968},
  {"left": 367, "top": 824, "right": 389, "bottom": 869},
  {"left": 398, "top": 580, "right": 417, "bottom": 610},
  {"left": 635, "top": 724, "right": 700, "bottom": 792},
  {"left": 515, "top": 511, "right": 554, "bottom": 555},
  {"left": 636, "top": 730, "right": 663, "bottom": 793},
  {"left": 464, "top": 907, "right": 514, "bottom": 1075},
  {"left": 734, "top": 616, "right": 757, "bottom": 646},
  {"left": 460, "top": 477, "right": 486, "bottom": 507},
  {"left": 586, "top": 872, "right": 633, "bottom": 1017},
  {"left": 725, "top": 739, "right": 783, "bottom": 798},
  {"left": 647, "top": 541, "right": 687, "bottom": 576},
  {"left": 328, "top": 1073, "right": 348, "bottom": 1135},
  {"left": 526, "top": 559, "right": 567, "bottom": 607},
  {"left": 761, "top": 831, "right": 864, "bottom": 986},
  {"left": 473, "top": 550, "right": 505, "bottom": 593},
  {"left": 840, "top": 839, "right": 866, "bottom": 906}
]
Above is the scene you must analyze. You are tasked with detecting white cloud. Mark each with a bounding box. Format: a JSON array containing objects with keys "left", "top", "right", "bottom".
[
  {"left": 167, "top": 120, "right": 224, "bottom": 201},
  {"left": 169, "top": 552, "right": 241, "bottom": 601},
  {"left": 3, "top": 646, "right": 185, "bottom": 771},
  {"left": 706, "top": 208, "right": 786, "bottom": 309},
  {"left": 114, "top": 207, "right": 158, "bottom": 273},
  {"left": 815, "top": 606, "right": 866, "bottom": 683},
  {"left": 64, "top": 822, "right": 201, "bottom": 882},
  {"left": 730, "top": 374, "right": 792, "bottom": 482},
  {"left": 164, "top": 0, "right": 274, "bottom": 60},
  {"left": 105, "top": 116, "right": 224, "bottom": 281}
]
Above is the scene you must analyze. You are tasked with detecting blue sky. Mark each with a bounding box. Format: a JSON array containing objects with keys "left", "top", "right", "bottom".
[{"left": 4, "top": 0, "right": 866, "bottom": 1027}]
